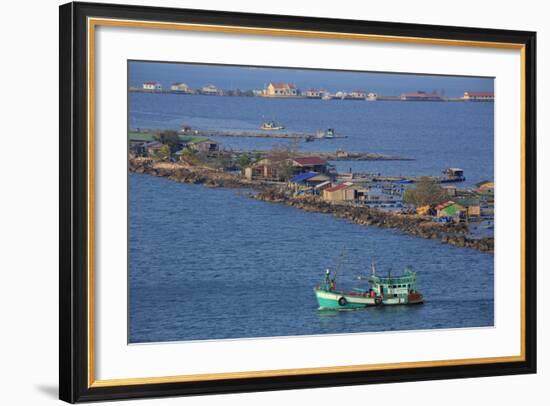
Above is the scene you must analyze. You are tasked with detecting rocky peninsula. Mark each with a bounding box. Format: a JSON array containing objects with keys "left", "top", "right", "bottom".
[{"left": 129, "top": 157, "right": 494, "bottom": 253}]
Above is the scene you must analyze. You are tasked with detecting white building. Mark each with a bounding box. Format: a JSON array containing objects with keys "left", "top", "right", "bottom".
[
  {"left": 201, "top": 84, "right": 220, "bottom": 95},
  {"left": 170, "top": 82, "right": 193, "bottom": 93},
  {"left": 142, "top": 81, "right": 162, "bottom": 91},
  {"left": 264, "top": 83, "right": 298, "bottom": 97}
]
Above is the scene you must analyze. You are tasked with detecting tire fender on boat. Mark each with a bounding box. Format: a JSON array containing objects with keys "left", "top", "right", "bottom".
[
  {"left": 338, "top": 297, "right": 347, "bottom": 306},
  {"left": 375, "top": 297, "right": 382, "bottom": 305}
]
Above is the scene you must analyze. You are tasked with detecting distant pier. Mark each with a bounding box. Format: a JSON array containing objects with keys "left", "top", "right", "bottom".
[
  {"left": 233, "top": 149, "right": 413, "bottom": 161},
  {"left": 190, "top": 129, "right": 347, "bottom": 140}
]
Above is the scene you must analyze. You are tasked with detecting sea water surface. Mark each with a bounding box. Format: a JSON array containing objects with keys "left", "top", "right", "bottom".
[
  {"left": 130, "top": 94, "right": 494, "bottom": 187},
  {"left": 129, "top": 93, "right": 494, "bottom": 343},
  {"left": 129, "top": 174, "right": 494, "bottom": 343}
]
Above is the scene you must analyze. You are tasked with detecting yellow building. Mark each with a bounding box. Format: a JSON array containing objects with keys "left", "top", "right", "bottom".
[
  {"left": 264, "top": 83, "right": 298, "bottom": 97},
  {"left": 170, "top": 82, "right": 193, "bottom": 93},
  {"left": 323, "top": 182, "right": 353, "bottom": 202},
  {"left": 416, "top": 205, "right": 431, "bottom": 216}
]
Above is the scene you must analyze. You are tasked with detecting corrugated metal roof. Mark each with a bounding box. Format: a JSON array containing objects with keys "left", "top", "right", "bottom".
[
  {"left": 290, "top": 171, "right": 318, "bottom": 183},
  {"left": 315, "top": 180, "right": 331, "bottom": 189},
  {"left": 325, "top": 182, "right": 352, "bottom": 193},
  {"left": 292, "top": 157, "right": 327, "bottom": 166},
  {"left": 270, "top": 83, "right": 296, "bottom": 89}
]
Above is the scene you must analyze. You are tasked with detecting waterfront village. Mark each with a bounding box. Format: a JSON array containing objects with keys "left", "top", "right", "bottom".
[
  {"left": 132, "top": 81, "right": 495, "bottom": 102},
  {"left": 129, "top": 124, "right": 495, "bottom": 253}
]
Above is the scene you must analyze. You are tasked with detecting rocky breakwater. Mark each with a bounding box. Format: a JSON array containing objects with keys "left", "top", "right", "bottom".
[
  {"left": 256, "top": 189, "right": 494, "bottom": 253},
  {"left": 129, "top": 157, "right": 493, "bottom": 253}
]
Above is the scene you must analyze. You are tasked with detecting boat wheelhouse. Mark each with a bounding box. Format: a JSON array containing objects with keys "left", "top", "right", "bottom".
[
  {"left": 368, "top": 268, "right": 423, "bottom": 305},
  {"left": 441, "top": 167, "right": 466, "bottom": 182}
]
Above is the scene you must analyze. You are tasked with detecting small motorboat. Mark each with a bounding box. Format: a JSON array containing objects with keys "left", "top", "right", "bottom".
[{"left": 260, "top": 121, "right": 285, "bottom": 130}]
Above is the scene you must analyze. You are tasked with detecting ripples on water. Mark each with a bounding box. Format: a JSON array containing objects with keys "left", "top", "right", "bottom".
[
  {"left": 130, "top": 93, "right": 494, "bottom": 187},
  {"left": 129, "top": 174, "right": 493, "bottom": 343}
]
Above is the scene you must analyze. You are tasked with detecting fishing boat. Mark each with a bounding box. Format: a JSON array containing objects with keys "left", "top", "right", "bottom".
[
  {"left": 315, "top": 128, "right": 336, "bottom": 139},
  {"left": 440, "top": 167, "right": 466, "bottom": 183},
  {"left": 313, "top": 261, "right": 423, "bottom": 309},
  {"left": 260, "top": 121, "right": 285, "bottom": 130}
]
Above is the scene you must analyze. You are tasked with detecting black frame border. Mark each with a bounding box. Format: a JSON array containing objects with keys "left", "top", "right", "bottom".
[{"left": 60, "top": 1, "right": 537, "bottom": 403}]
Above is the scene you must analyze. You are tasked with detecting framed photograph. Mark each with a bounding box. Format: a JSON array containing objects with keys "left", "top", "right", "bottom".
[{"left": 59, "top": 2, "right": 536, "bottom": 403}]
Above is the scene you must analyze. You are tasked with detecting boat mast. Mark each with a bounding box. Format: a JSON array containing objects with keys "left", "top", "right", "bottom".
[{"left": 333, "top": 249, "right": 347, "bottom": 282}]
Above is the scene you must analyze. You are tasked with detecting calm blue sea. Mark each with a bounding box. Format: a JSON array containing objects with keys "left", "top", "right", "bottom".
[
  {"left": 130, "top": 94, "right": 494, "bottom": 187},
  {"left": 129, "top": 174, "right": 494, "bottom": 343},
  {"left": 128, "top": 93, "right": 494, "bottom": 343}
]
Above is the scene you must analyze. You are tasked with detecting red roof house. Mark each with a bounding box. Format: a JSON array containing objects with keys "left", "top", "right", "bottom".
[
  {"left": 265, "top": 82, "right": 298, "bottom": 96},
  {"left": 291, "top": 157, "right": 328, "bottom": 174}
]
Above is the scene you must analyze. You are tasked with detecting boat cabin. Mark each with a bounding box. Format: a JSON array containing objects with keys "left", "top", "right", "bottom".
[
  {"left": 442, "top": 168, "right": 465, "bottom": 182},
  {"left": 368, "top": 269, "right": 419, "bottom": 299}
]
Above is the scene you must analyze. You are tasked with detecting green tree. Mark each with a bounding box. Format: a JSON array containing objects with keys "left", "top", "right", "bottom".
[
  {"left": 236, "top": 154, "right": 251, "bottom": 169},
  {"left": 154, "top": 130, "right": 181, "bottom": 153},
  {"left": 266, "top": 142, "right": 302, "bottom": 181},
  {"left": 154, "top": 144, "right": 171, "bottom": 160},
  {"left": 403, "top": 177, "right": 447, "bottom": 207},
  {"left": 180, "top": 148, "right": 200, "bottom": 165}
]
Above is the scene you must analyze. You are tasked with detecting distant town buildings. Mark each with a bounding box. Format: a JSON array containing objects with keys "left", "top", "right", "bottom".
[
  {"left": 264, "top": 83, "right": 298, "bottom": 97},
  {"left": 304, "top": 88, "right": 322, "bottom": 98},
  {"left": 348, "top": 90, "right": 367, "bottom": 99},
  {"left": 170, "top": 82, "right": 194, "bottom": 93},
  {"left": 334, "top": 91, "right": 346, "bottom": 99},
  {"left": 201, "top": 84, "right": 222, "bottom": 95},
  {"left": 142, "top": 81, "right": 162, "bottom": 91},
  {"left": 463, "top": 91, "right": 495, "bottom": 102},
  {"left": 136, "top": 80, "right": 493, "bottom": 104}
]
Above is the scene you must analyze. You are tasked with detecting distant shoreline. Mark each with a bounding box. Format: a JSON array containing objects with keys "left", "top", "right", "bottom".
[{"left": 128, "top": 88, "right": 494, "bottom": 103}]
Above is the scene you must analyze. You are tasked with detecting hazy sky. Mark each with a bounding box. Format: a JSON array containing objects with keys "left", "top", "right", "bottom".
[{"left": 129, "top": 61, "right": 494, "bottom": 97}]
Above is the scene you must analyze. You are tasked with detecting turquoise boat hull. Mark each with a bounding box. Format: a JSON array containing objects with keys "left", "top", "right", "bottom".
[{"left": 314, "top": 288, "right": 379, "bottom": 309}]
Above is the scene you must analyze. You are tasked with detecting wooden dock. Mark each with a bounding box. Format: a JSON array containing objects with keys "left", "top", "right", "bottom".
[{"left": 345, "top": 173, "right": 464, "bottom": 184}]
